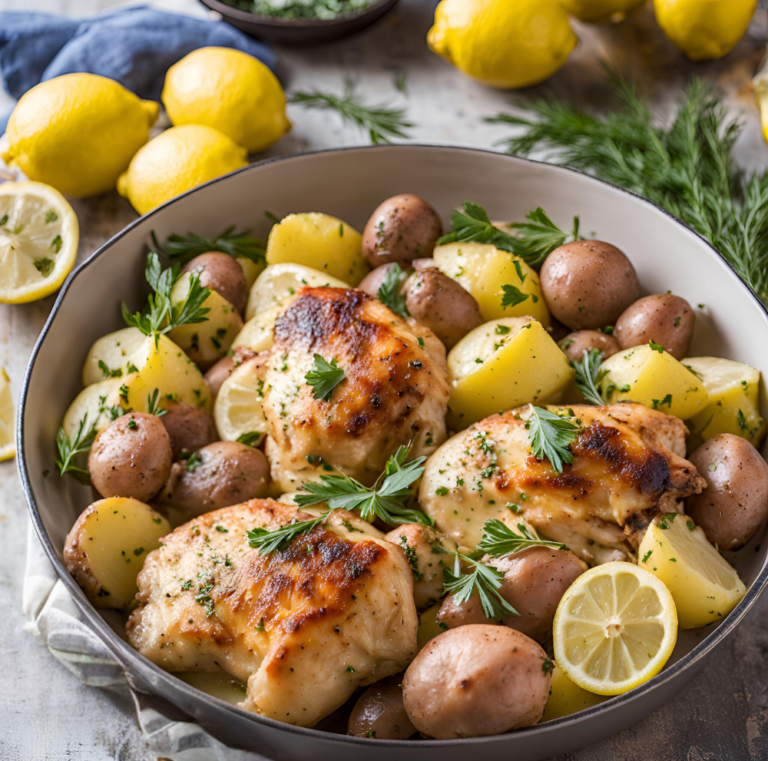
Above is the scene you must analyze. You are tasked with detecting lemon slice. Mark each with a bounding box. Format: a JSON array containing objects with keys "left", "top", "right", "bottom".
[
  {"left": 0, "top": 181, "right": 79, "bottom": 303},
  {"left": 553, "top": 562, "right": 678, "bottom": 696},
  {"left": 214, "top": 357, "right": 268, "bottom": 445},
  {"left": 0, "top": 368, "right": 16, "bottom": 461},
  {"left": 638, "top": 514, "right": 746, "bottom": 629}
]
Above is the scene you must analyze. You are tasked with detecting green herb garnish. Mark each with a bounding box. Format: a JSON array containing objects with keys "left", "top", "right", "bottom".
[
  {"left": 377, "top": 263, "right": 411, "bottom": 319},
  {"left": 237, "top": 431, "right": 262, "bottom": 447},
  {"left": 55, "top": 415, "right": 97, "bottom": 484},
  {"left": 571, "top": 348, "right": 606, "bottom": 406},
  {"left": 500, "top": 284, "right": 530, "bottom": 309},
  {"left": 478, "top": 519, "right": 566, "bottom": 557},
  {"left": 154, "top": 227, "right": 266, "bottom": 266},
  {"left": 306, "top": 354, "right": 346, "bottom": 401},
  {"left": 247, "top": 512, "right": 329, "bottom": 555},
  {"left": 526, "top": 406, "right": 581, "bottom": 474}
]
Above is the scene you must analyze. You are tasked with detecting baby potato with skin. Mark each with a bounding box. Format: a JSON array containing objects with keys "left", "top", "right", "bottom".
[
  {"left": 159, "top": 401, "right": 217, "bottom": 460},
  {"left": 559, "top": 330, "right": 620, "bottom": 363},
  {"left": 182, "top": 252, "right": 248, "bottom": 317},
  {"left": 158, "top": 441, "right": 269, "bottom": 519},
  {"left": 615, "top": 294, "right": 695, "bottom": 360},
  {"left": 362, "top": 194, "right": 443, "bottom": 267},
  {"left": 89, "top": 412, "right": 173, "bottom": 502},
  {"left": 348, "top": 676, "right": 416, "bottom": 740},
  {"left": 687, "top": 434, "right": 768, "bottom": 550},
  {"left": 540, "top": 240, "right": 640, "bottom": 330},
  {"left": 403, "top": 625, "right": 552, "bottom": 738}
]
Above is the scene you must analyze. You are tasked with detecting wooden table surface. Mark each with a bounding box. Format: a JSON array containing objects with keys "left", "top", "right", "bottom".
[{"left": 2, "top": 1, "right": 768, "bottom": 758}]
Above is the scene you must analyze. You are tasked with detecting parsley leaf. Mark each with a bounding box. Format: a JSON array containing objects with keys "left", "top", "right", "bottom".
[
  {"left": 571, "top": 348, "right": 607, "bottom": 406},
  {"left": 306, "top": 354, "right": 346, "bottom": 401},
  {"left": 377, "top": 263, "right": 411, "bottom": 319},
  {"left": 526, "top": 406, "right": 581, "bottom": 474},
  {"left": 236, "top": 431, "right": 262, "bottom": 447},
  {"left": 478, "top": 519, "right": 567, "bottom": 557},
  {"left": 294, "top": 444, "right": 432, "bottom": 526},
  {"left": 153, "top": 227, "right": 266, "bottom": 266},
  {"left": 500, "top": 284, "right": 530, "bottom": 309},
  {"left": 649, "top": 340, "right": 665, "bottom": 353},
  {"left": 55, "top": 415, "right": 97, "bottom": 484}
]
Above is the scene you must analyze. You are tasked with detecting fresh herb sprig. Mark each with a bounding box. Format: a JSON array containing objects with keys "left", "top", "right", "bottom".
[
  {"left": 121, "top": 253, "right": 211, "bottom": 347},
  {"left": 290, "top": 83, "right": 413, "bottom": 145},
  {"left": 436, "top": 202, "right": 579, "bottom": 270},
  {"left": 526, "top": 406, "right": 581, "bottom": 474},
  {"left": 305, "top": 354, "right": 346, "bottom": 401},
  {"left": 572, "top": 348, "right": 607, "bottom": 406},
  {"left": 247, "top": 512, "right": 329, "bottom": 555},
  {"left": 487, "top": 65, "right": 768, "bottom": 306},
  {"left": 55, "top": 415, "right": 97, "bottom": 483},
  {"left": 146, "top": 389, "right": 167, "bottom": 417},
  {"left": 377, "top": 263, "right": 411, "bottom": 318},
  {"left": 478, "top": 519, "right": 567, "bottom": 557},
  {"left": 295, "top": 444, "right": 432, "bottom": 526},
  {"left": 152, "top": 227, "right": 267, "bottom": 266}
]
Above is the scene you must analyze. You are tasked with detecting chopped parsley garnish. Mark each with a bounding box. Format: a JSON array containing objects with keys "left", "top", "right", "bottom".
[
  {"left": 305, "top": 354, "right": 346, "bottom": 401},
  {"left": 652, "top": 394, "right": 673, "bottom": 410},
  {"left": 399, "top": 535, "right": 423, "bottom": 580},
  {"left": 658, "top": 513, "right": 677, "bottom": 530},
  {"left": 376, "top": 263, "right": 411, "bottom": 319},
  {"left": 146, "top": 388, "right": 167, "bottom": 417},
  {"left": 526, "top": 406, "right": 581, "bottom": 474},
  {"left": 98, "top": 360, "right": 122, "bottom": 379},
  {"left": 500, "top": 284, "right": 530, "bottom": 309},
  {"left": 185, "top": 452, "right": 200, "bottom": 472},
  {"left": 641, "top": 549, "right": 653, "bottom": 563},
  {"left": 649, "top": 340, "right": 665, "bottom": 354},
  {"left": 236, "top": 431, "right": 262, "bottom": 447}
]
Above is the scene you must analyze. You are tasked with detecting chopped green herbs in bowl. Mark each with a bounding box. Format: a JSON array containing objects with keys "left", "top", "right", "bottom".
[{"left": 225, "top": 0, "right": 374, "bottom": 20}]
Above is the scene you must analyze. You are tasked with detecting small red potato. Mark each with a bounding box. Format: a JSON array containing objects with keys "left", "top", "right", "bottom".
[
  {"left": 348, "top": 676, "right": 416, "bottom": 740},
  {"left": 540, "top": 240, "right": 640, "bottom": 330},
  {"left": 362, "top": 194, "right": 443, "bottom": 267},
  {"left": 159, "top": 401, "right": 217, "bottom": 460},
  {"left": 614, "top": 294, "right": 695, "bottom": 360},
  {"left": 89, "top": 413, "right": 173, "bottom": 502},
  {"left": 559, "top": 330, "right": 621, "bottom": 363},
  {"left": 402, "top": 625, "right": 551, "bottom": 738},
  {"left": 687, "top": 434, "right": 768, "bottom": 550},
  {"left": 183, "top": 252, "right": 248, "bottom": 316}
]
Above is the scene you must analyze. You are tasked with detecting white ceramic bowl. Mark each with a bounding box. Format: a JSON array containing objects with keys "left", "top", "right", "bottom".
[{"left": 18, "top": 146, "right": 768, "bottom": 761}]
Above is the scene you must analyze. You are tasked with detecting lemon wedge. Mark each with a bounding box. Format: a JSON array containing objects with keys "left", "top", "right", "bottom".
[
  {"left": 213, "top": 357, "right": 268, "bottom": 445},
  {"left": 0, "top": 368, "right": 15, "bottom": 461},
  {"left": 638, "top": 514, "right": 746, "bottom": 629},
  {"left": 553, "top": 562, "right": 678, "bottom": 696},
  {"left": 0, "top": 181, "right": 79, "bottom": 303}
]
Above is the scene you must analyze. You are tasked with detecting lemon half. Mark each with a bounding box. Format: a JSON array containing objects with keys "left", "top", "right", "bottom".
[
  {"left": 0, "top": 181, "right": 79, "bottom": 303},
  {"left": 553, "top": 562, "right": 678, "bottom": 696},
  {"left": 0, "top": 369, "right": 15, "bottom": 461},
  {"left": 214, "top": 357, "right": 268, "bottom": 445}
]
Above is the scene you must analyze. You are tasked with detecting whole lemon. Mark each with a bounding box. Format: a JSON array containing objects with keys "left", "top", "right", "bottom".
[
  {"left": 116, "top": 125, "right": 248, "bottom": 216},
  {"left": 1, "top": 74, "right": 158, "bottom": 198},
  {"left": 427, "top": 0, "right": 577, "bottom": 89},
  {"left": 654, "top": 0, "right": 757, "bottom": 61},
  {"left": 162, "top": 47, "right": 291, "bottom": 154},
  {"left": 561, "top": 0, "right": 646, "bottom": 23}
]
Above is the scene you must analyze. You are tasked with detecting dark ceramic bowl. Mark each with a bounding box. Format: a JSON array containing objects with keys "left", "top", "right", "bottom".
[
  {"left": 198, "top": 0, "right": 399, "bottom": 45},
  {"left": 19, "top": 146, "right": 768, "bottom": 760}
]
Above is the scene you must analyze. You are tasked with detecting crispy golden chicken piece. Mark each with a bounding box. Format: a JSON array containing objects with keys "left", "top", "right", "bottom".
[
  {"left": 126, "top": 500, "right": 418, "bottom": 727},
  {"left": 260, "top": 287, "right": 450, "bottom": 492},
  {"left": 420, "top": 403, "right": 706, "bottom": 564}
]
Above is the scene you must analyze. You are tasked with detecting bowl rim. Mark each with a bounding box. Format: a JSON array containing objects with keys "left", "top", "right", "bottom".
[
  {"left": 17, "top": 143, "right": 768, "bottom": 749},
  {"left": 200, "top": 0, "right": 396, "bottom": 29}
]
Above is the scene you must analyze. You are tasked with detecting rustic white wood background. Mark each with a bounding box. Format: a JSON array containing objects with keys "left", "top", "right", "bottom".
[{"left": 1, "top": 1, "right": 768, "bottom": 758}]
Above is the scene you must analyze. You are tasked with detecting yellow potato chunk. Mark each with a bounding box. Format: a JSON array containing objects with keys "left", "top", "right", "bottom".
[
  {"left": 64, "top": 497, "right": 170, "bottom": 609},
  {"left": 417, "top": 602, "right": 446, "bottom": 651},
  {"left": 169, "top": 272, "right": 243, "bottom": 367},
  {"left": 638, "top": 514, "right": 746, "bottom": 629},
  {"left": 599, "top": 343, "right": 709, "bottom": 420},
  {"left": 81, "top": 327, "right": 147, "bottom": 387},
  {"left": 447, "top": 316, "right": 573, "bottom": 428},
  {"left": 123, "top": 334, "right": 212, "bottom": 414},
  {"left": 62, "top": 377, "right": 126, "bottom": 439},
  {"left": 433, "top": 242, "right": 550, "bottom": 326},
  {"left": 245, "top": 262, "right": 350, "bottom": 321},
  {"left": 684, "top": 356, "right": 766, "bottom": 449},
  {"left": 266, "top": 212, "right": 369, "bottom": 285},
  {"left": 541, "top": 664, "right": 606, "bottom": 722}
]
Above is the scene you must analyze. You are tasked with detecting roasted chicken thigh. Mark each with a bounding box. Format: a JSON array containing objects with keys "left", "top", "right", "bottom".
[{"left": 420, "top": 403, "right": 706, "bottom": 563}]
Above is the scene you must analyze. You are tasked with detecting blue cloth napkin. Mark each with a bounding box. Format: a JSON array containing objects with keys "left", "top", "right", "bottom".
[{"left": 0, "top": 7, "right": 277, "bottom": 133}]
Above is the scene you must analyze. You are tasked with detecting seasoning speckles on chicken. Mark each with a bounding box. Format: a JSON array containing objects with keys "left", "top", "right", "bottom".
[
  {"left": 126, "top": 499, "right": 418, "bottom": 727},
  {"left": 419, "top": 403, "right": 706, "bottom": 564}
]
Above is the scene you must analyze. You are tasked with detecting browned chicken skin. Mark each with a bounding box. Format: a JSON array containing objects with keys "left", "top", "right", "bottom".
[
  {"left": 420, "top": 403, "right": 706, "bottom": 564},
  {"left": 126, "top": 500, "right": 418, "bottom": 727}
]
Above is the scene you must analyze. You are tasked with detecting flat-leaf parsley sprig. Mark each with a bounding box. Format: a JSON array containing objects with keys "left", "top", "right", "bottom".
[
  {"left": 571, "top": 348, "right": 607, "bottom": 406},
  {"left": 121, "top": 253, "right": 211, "bottom": 347},
  {"left": 153, "top": 227, "right": 267, "bottom": 266},
  {"left": 377, "top": 262, "right": 411, "bottom": 319},
  {"left": 525, "top": 406, "right": 582, "bottom": 474},
  {"left": 247, "top": 512, "right": 329, "bottom": 555},
  {"left": 437, "top": 202, "right": 580, "bottom": 270},
  {"left": 305, "top": 354, "right": 346, "bottom": 401},
  {"left": 478, "top": 519, "right": 566, "bottom": 557},
  {"left": 55, "top": 414, "right": 97, "bottom": 483},
  {"left": 294, "top": 444, "right": 432, "bottom": 526}
]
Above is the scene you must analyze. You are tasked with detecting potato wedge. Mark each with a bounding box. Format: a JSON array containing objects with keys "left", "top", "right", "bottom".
[
  {"left": 64, "top": 497, "right": 170, "bottom": 609},
  {"left": 232, "top": 305, "right": 281, "bottom": 353},
  {"left": 599, "top": 344, "right": 710, "bottom": 420},
  {"left": 266, "top": 212, "right": 369, "bottom": 286},
  {"left": 169, "top": 272, "right": 244, "bottom": 368},
  {"left": 214, "top": 357, "right": 268, "bottom": 445},
  {"left": 62, "top": 377, "right": 126, "bottom": 439},
  {"left": 684, "top": 357, "right": 766, "bottom": 449},
  {"left": 447, "top": 317, "right": 573, "bottom": 428},
  {"left": 433, "top": 242, "right": 550, "bottom": 326},
  {"left": 245, "top": 262, "right": 350, "bottom": 321},
  {"left": 82, "top": 327, "right": 148, "bottom": 387}
]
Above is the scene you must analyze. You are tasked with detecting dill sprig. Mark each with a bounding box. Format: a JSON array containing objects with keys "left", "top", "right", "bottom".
[
  {"left": 487, "top": 64, "right": 768, "bottom": 305},
  {"left": 152, "top": 227, "right": 266, "bottom": 266},
  {"left": 290, "top": 83, "right": 413, "bottom": 145},
  {"left": 571, "top": 348, "right": 607, "bottom": 405}
]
